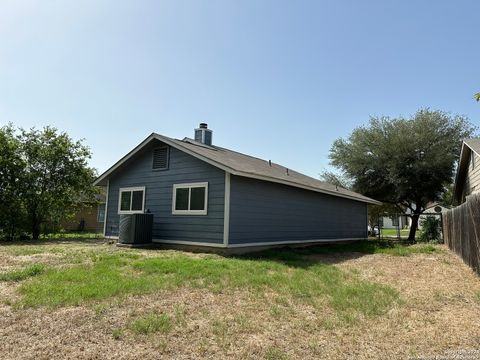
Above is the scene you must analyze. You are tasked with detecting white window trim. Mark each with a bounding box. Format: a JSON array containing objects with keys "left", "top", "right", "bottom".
[
  {"left": 172, "top": 182, "right": 208, "bottom": 215},
  {"left": 118, "top": 186, "right": 146, "bottom": 214}
]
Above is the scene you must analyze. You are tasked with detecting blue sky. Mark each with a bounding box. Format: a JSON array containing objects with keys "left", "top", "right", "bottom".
[{"left": 1, "top": 0, "right": 479, "bottom": 178}]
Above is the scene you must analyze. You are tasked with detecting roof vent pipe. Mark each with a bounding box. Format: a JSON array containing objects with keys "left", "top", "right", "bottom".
[{"left": 194, "top": 123, "right": 213, "bottom": 145}]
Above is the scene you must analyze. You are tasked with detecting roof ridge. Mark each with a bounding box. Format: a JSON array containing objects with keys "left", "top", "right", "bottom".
[{"left": 158, "top": 133, "right": 362, "bottom": 197}]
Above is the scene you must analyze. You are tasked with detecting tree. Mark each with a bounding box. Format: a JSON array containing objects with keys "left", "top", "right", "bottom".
[
  {"left": 319, "top": 170, "right": 352, "bottom": 189},
  {"left": 0, "top": 126, "right": 97, "bottom": 240},
  {"left": 329, "top": 109, "right": 476, "bottom": 241},
  {"left": 440, "top": 183, "right": 454, "bottom": 207},
  {"left": 0, "top": 125, "right": 26, "bottom": 240},
  {"left": 475, "top": 92, "right": 480, "bottom": 101},
  {"left": 367, "top": 203, "right": 401, "bottom": 231}
]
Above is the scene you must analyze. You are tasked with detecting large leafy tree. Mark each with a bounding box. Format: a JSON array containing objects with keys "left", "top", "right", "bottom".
[
  {"left": 0, "top": 125, "right": 26, "bottom": 239},
  {"left": 320, "top": 171, "right": 401, "bottom": 232},
  {"left": 319, "top": 170, "right": 352, "bottom": 189},
  {"left": 0, "top": 125, "right": 97, "bottom": 240},
  {"left": 329, "top": 109, "right": 476, "bottom": 241}
]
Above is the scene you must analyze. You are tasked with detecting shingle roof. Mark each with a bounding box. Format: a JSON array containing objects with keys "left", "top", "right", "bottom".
[
  {"left": 94, "top": 133, "right": 381, "bottom": 205},
  {"left": 464, "top": 138, "right": 480, "bottom": 156}
]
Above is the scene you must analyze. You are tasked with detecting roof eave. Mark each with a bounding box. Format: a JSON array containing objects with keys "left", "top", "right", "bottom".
[
  {"left": 453, "top": 141, "right": 471, "bottom": 202},
  {"left": 93, "top": 133, "right": 159, "bottom": 186}
]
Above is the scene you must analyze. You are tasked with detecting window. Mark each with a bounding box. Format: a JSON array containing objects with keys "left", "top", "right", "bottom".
[
  {"left": 118, "top": 187, "right": 145, "bottom": 214},
  {"left": 172, "top": 182, "right": 208, "bottom": 215},
  {"left": 97, "top": 203, "right": 106, "bottom": 222},
  {"left": 152, "top": 146, "right": 169, "bottom": 170}
]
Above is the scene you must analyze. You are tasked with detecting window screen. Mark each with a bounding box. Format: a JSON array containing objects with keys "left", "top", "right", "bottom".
[
  {"left": 131, "top": 190, "right": 144, "bottom": 211},
  {"left": 120, "top": 191, "right": 131, "bottom": 212},
  {"left": 175, "top": 188, "right": 189, "bottom": 210},
  {"left": 190, "top": 187, "right": 206, "bottom": 210}
]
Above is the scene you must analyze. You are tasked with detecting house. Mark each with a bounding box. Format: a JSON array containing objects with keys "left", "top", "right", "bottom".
[
  {"left": 60, "top": 193, "right": 106, "bottom": 233},
  {"left": 413, "top": 203, "right": 448, "bottom": 230},
  {"left": 454, "top": 139, "right": 480, "bottom": 204},
  {"left": 93, "top": 124, "right": 380, "bottom": 251},
  {"left": 377, "top": 214, "right": 408, "bottom": 230}
]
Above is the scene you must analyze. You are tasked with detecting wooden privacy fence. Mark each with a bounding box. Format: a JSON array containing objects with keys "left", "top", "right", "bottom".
[{"left": 443, "top": 193, "right": 480, "bottom": 275}]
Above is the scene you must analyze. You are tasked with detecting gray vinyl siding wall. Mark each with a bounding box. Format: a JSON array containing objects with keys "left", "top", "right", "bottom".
[
  {"left": 228, "top": 176, "right": 367, "bottom": 244},
  {"left": 105, "top": 140, "right": 225, "bottom": 243},
  {"left": 462, "top": 151, "right": 480, "bottom": 202}
]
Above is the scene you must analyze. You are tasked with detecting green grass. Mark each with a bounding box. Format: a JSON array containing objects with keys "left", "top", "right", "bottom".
[
  {"left": 377, "top": 244, "right": 438, "bottom": 256},
  {"left": 0, "top": 264, "right": 45, "bottom": 282},
  {"left": 475, "top": 291, "right": 480, "bottom": 304},
  {"left": 16, "top": 245, "right": 401, "bottom": 323},
  {"left": 18, "top": 252, "right": 149, "bottom": 307},
  {"left": 379, "top": 229, "right": 426, "bottom": 239},
  {"left": 111, "top": 328, "right": 123, "bottom": 340},
  {"left": 279, "top": 240, "right": 439, "bottom": 257},
  {"left": 1, "top": 245, "right": 66, "bottom": 256},
  {"left": 40, "top": 232, "right": 103, "bottom": 240},
  {"left": 129, "top": 313, "right": 172, "bottom": 335},
  {"left": 380, "top": 229, "right": 411, "bottom": 236},
  {"left": 265, "top": 347, "right": 288, "bottom": 360}
]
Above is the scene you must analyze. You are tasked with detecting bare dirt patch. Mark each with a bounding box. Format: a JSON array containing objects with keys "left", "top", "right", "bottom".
[{"left": 0, "top": 244, "right": 479, "bottom": 359}]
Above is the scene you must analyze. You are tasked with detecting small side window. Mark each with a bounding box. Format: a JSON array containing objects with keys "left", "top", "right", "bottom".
[{"left": 152, "top": 146, "right": 169, "bottom": 170}]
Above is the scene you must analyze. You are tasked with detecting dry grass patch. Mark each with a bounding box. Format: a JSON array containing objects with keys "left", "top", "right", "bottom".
[{"left": 0, "top": 240, "right": 479, "bottom": 359}]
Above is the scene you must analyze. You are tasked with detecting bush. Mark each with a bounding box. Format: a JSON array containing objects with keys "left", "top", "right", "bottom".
[{"left": 419, "top": 216, "right": 441, "bottom": 243}]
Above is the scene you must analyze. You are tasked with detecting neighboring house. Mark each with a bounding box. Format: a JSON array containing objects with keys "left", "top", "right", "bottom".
[
  {"left": 60, "top": 193, "right": 106, "bottom": 233},
  {"left": 414, "top": 203, "right": 448, "bottom": 230},
  {"left": 378, "top": 214, "right": 408, "bottom": 229},
  {"left": 94, "top": 124, "right": 380, "bottom": 250},
  {"left": 399, "top": 203, "right": 448, "bottom": 230},
  {"left": 454, "top": 138, "right": 480, "bottom": 204}
]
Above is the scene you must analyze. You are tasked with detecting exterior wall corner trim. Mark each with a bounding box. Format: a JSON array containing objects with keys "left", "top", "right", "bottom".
[{"left": 223, "top": 172, "right": 231, "bottom": 246}]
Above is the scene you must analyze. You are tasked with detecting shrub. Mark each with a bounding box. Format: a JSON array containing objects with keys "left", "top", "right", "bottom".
[{"left": 419, "top": 216, "right": 441, "bottom": 243}]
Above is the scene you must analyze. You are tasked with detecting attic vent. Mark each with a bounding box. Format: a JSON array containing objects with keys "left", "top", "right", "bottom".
[{"left": 152, "top": 146, "right": 169, "bottom": 170}]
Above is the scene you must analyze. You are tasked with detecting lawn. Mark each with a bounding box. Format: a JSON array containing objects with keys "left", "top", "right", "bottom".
[
  {"left": 0, "top": 239, "right": 479, "bottom": 359},
  {"left": 379, "top": 228, "right": 411, "bottom": 237}
]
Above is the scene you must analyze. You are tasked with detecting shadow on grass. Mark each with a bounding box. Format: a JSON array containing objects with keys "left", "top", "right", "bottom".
[{"left": 235, "top": 240, "right": 429, "bottom": 269}]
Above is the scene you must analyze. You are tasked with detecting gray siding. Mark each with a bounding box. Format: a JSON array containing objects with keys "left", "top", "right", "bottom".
[
  {"left": 462, "top": 151, "right": 480, "bottom": 202},
  {"left": 105, "top": 140, "right": 225, "bottom": 243},
  {"left": 228, "top": 176, "right": 367, "bottom": 244}
]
